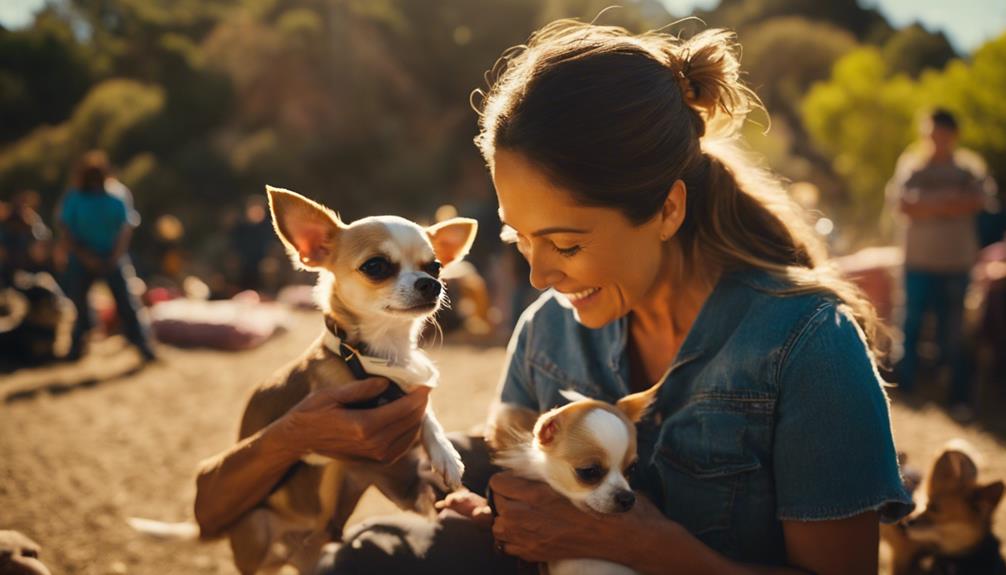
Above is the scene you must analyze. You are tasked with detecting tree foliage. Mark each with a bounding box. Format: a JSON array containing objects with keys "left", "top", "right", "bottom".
[{"left": 802, "top": 33, "right": 1006, "bottom": 234}]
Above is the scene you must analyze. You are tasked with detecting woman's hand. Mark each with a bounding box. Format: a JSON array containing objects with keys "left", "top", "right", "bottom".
[
  {"left": 194, "top": 378, "right": 430, "bottom": 538},
  {"left": 489, "top": 471, "right": 669, "bottom": 565},
  {"left": 277, "top": 377, "right": 431, "bottom": 463}
]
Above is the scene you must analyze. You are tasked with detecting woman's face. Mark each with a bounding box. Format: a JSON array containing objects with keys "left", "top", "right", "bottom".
[{"left": 492, "top": 150, "right": 667, "bottom": 328}]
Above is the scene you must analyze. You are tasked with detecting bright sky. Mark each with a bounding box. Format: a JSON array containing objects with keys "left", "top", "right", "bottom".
[
  {"left": 660, "top": 0, "right": 1005, "bottom": 53},
  {"left": 3, "top": 0, "right": 1004, "bottom": 54}
]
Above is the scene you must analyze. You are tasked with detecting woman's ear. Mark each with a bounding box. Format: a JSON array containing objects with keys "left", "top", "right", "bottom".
[
  {"left": 266, "top": 185, "right": 344, "bottom": 270},
  {"left": 658, "top": 180, "right": 687, "bottom": 242},
  {"left": 426, "top": 218, "right": 478, "bottom": 266}
]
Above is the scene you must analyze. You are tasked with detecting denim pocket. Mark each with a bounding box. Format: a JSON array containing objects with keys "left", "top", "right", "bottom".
[{"left": 652, "top": 399, "right": 767, "bottom": 536}]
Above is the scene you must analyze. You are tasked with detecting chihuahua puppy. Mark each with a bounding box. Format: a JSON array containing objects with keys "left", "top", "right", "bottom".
[
  {"left": 492, "top": 385, "right": 660, "bottom": 575},
  {"left": 883, "top": 442, "right": 1005, "bottom": 575},
  {"left": 225, "top": 186, "right": 477, "bottom": 574}
]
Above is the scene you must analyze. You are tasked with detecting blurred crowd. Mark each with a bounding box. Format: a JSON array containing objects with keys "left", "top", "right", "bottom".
[{"left": 0, "top": 149, "right": 536, "bottom": 369}]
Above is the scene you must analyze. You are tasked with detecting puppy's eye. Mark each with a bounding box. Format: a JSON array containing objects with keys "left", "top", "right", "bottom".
[
  {"left": 359, "top": 257, "right": 396, "bottom": 280},
  {"left": 575, "top": 464, "right": 605, "bottom": 484},
  {"left": 422, "top": 260, "right": 442, "bottom": 277}
]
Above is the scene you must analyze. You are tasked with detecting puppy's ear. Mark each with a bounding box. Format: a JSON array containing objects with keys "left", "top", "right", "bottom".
[
  {"left": 533, "top": 407, "right": 565, "bottom": 449},
  {"left": 426, "top": 218, "right": 478, "bottom": 266},
  {"left": 616, "top": 381, "right": 662, "bottom": 423},
  {"left": 929, "top": 448, "right": 979, "bottom": 495},
  {"left": 267, "top": 186, "right": 343, "bottom": 270},
  {"left": 973, "top": 480, "right": 1004, "bottom": 516}
]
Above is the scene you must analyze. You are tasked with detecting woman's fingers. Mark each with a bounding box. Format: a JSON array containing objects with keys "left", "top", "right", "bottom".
[
  {"left": 377, "top": 420, "right": 424, "bottom": 462},
  {"left": 329, "top": 377, "right": 390, "bottom": 405},
  {"left": 367, "top": 385, "right": 431, "bottom": 421},
  {"left": 488, "top": 471, "right": 552, "bottom": 501}
]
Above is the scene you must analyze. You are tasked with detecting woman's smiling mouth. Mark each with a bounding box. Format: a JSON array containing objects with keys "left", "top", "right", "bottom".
[{"left": 562, "top": 287, "right": 601, "bottom": 307}]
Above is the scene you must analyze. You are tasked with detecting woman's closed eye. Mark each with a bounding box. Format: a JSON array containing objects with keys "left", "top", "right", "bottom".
[{"left": 552, "top": 243, "right": 581, "bottom": 257}]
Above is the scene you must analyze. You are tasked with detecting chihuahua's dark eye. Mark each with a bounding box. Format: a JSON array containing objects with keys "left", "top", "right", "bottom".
[
  {"left": 575, "top": 464, "right": 605, "bottom": 484},
  {"left": 422, "top": 260, "right": 442, "bottom": 277},
  {"left": 359, "top": 257, "right": 396, "bottom": 280}
]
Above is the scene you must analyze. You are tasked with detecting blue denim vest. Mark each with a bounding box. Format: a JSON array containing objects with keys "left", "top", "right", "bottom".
[{"left": 498, "top": 269, "right": 913, "bottom": 565}]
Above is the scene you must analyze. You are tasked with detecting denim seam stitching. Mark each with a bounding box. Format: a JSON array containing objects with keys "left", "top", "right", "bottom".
[
  {"left": 776, "top": 492, "right": 914, "bottom": 522},
  {"left": 773, "top": 299, "right": 835, "bottom": 389}
]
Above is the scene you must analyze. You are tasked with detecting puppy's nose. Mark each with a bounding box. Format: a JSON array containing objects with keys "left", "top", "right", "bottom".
[
  {"left": 613, "top": 490, "right": 635, "bottom": 512},
  {"left": 414, "top": 277, "right": 442, "bottom": 300}
]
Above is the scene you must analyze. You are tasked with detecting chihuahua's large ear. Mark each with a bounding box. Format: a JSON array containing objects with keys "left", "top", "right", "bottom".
[
  {"left": 929, "top": 448, "right": 979, "bottom": 495},
  {"left": 426, "top": 218, "right": 478, "bottom": 267},
  {"left": 616, "top": 382, "right": 662, "bottom": 423},
  {"left": 533, "top": 407, "right": 566, "bottom": 449},
  {"left": 267, "top": 185, "right": 343, "bottom": 270},
  {"left": 973, "top": 480, "right": 1005, "bottom": 516}
]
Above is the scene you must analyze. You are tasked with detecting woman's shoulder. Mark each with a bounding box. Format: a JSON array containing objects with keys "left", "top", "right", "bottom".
[{"left": 718, "top": 268, "right": 866, "bottom": 369}]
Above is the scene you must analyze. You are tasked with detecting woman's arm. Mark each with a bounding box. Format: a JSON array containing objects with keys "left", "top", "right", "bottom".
[
  {"left": 489, "top": 473, "right": 878, "bottom": 575},
  {"left": 194, "top": 378, "right": 430, "bottom": 538}
]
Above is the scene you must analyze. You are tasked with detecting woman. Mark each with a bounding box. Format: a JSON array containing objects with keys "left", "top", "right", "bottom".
[{"left": 325, "top": 20, "right": 912, "bottom": 574}]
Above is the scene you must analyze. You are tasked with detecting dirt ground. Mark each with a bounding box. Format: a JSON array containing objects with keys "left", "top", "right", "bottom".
[{"left": 2, "top": 309, "right": 1004, "bottom": 575}]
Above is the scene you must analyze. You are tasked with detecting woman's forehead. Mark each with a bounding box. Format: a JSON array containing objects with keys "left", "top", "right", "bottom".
[{"left": 493, "top": 150, "right": 595, "bottom": 228}]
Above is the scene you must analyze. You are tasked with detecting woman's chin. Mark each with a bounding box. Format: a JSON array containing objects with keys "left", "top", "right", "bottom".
[{"left": 571, "top": 305, "right": 617, "bottom": 329}]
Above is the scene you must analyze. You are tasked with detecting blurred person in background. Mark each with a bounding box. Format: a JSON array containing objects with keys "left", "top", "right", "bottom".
[
  {"left": 1, "top": 190, "right": 52, "bottom": 284},
  {"left": 889, "top": 109, "right": 994, "bottom": 413},
  {"left": 57, "top": 150, "right": 157, "bottom": 362},
  {"left": 230, "top": 195, "right": 277, "bottom": 293}
]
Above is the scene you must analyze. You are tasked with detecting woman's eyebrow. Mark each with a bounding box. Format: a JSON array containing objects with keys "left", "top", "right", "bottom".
[{"left": 499, "top": 218, "right": 589, "bottom": 237}]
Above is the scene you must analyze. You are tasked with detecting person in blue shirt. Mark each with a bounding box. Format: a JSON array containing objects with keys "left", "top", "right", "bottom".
[{"left": 58, "top": 150, "right": 156, "bottom": 361}]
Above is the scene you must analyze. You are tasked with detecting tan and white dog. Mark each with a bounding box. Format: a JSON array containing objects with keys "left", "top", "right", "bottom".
[
  {"left": 490, "top": 385, "right": 660, "bottom": 575},
  {"left": 221, "top": 187, "right": 477, "bottom": 573}
]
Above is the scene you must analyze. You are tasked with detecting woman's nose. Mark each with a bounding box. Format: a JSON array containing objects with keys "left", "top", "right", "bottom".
[{"left": 527, "top": 248, "right": 563, "bottom": 290}]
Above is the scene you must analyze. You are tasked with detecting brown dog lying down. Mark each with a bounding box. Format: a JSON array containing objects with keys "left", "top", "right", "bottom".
[
  {"left": 0, "top": 530, "right": 52, "bottom": 575},
  {"left": 882, "top": 441, "right": 1005, "bottom": 575}
]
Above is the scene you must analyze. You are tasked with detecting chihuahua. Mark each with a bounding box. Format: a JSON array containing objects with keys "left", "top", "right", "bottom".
[
  {"left": 223, "top": 187, "right": 477, "bottom": 573},
  {"left": 491, "top": 385, "right": 660, "bottom": 575},
  {"left": 883, "top": 442, "right": 1005, "bottom": 575}
]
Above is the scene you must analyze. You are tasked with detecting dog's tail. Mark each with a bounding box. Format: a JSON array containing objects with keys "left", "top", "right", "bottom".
[{"left": 127, "top": 517, "right": 200, "bottom": 540}]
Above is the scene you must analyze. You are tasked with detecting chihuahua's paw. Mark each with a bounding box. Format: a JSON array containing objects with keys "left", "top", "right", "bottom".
[{"left": 427, "top": 440, "right": 465, "bottom": 491}]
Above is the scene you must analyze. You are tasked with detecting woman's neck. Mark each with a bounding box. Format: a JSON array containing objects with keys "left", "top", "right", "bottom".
[
  {"left": 630, "top": 245, "right": 718, "bottom": 341},
  {"left": 625, "top": 244, "right": 719, "bottom": 388}
]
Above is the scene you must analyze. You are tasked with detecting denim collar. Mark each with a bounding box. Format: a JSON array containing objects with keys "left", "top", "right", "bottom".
[{"left": 607, "top": 268, "right": 780, "bottom": 403}]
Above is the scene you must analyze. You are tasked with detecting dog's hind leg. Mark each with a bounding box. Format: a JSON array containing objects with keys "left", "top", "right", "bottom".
[
  {"left": 229, "top": 508, "right": 276, "bottom": 575},
  {"left": 322, "top": 466, "right": 370, "bottom": 542},
  {"left": 365, "top": 449, "right": 438, "bottom": 517}
]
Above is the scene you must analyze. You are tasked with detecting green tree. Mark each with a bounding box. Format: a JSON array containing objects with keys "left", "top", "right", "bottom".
[
  {"left": 882, "top": 23, "right": 956, "bottom": 77},
  {"left": 803, "top": 32, "right": 1006, "bottom": 239},
  {"left": 0, "top": 10, "right": 95, "bottom": 143},
  {"left": 801, "top": 47, "right": 919, "bottom": 227}
]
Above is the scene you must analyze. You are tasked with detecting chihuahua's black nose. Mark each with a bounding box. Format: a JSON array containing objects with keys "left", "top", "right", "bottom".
[
  {"left": 414, "top": 277, "right": 442, "bottom": 300},
  {"left": 614, "top": 490, "right": 635, "bottom": 512}
]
